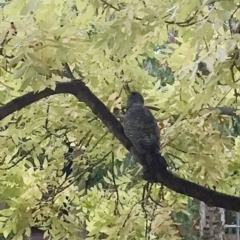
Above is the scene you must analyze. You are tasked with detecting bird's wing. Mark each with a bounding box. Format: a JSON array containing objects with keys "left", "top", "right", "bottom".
[{"left": 124, "top": 105, "right": 160, "bottom": 153}]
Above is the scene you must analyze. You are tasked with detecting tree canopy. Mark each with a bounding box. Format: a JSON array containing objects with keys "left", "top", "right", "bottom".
[{"left": 0, "top": 0, "right": 240, "bottom": 239}]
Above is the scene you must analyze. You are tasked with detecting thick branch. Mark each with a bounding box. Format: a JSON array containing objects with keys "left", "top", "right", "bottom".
[
  {"left": 158, "top": 170, "right": 240, "bottom": 210},
  {"left": 0, "top": 82, "right": 77, "bottom": 120},
  {"left": 1, "top": 80, "right": 240, "bottom": 211}
]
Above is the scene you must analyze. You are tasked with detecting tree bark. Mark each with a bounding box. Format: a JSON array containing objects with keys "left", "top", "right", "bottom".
[{"left": 200, "top": 202, "right": 225, "bottom": 240}]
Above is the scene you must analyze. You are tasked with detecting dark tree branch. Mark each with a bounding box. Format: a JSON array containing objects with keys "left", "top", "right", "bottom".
[
  {"left": 156, "top": 171, "right": 240, "bottom": 210},
  {"left": 147, "top": 105, "right": 238, "bottom": 118},
  {"left": 0, "top": 82, "right": 77, "bottom": 120},
  {"left": 186, "top": 106, "right": 238, "bottom": 118},
  {"left": 100, "top": 0, "right": 120, "bottom": 11},
  {"left": 1, "top": 80, "right": 240, "bottom": 211},
  {"left": 213, "top": 106, "right": 237, "bottom": 117}
]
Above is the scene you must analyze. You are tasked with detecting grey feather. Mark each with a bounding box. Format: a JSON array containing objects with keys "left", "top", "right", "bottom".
[{"left": 123, "top": 92, "right": 167, "bottom": 173}]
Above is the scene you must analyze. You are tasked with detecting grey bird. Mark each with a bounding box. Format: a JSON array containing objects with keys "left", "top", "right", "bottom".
[{"left": 123, "top": 92, "right": 167, "bottom": 177}]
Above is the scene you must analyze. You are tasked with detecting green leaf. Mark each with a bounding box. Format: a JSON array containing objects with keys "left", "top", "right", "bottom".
[
  {"left": 0, "top": 209, "right": 13, "bottom": 216},
  {"left": 217, "top": 10, "right": 231, "bottom": 21},
  {"left": 14, "top": 65, "right": 28, "bottom": 79}
]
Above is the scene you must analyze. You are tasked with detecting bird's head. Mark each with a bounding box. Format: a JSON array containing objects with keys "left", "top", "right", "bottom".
[{"left": 126, "top": 92, "right": 144, "bottom": 109}]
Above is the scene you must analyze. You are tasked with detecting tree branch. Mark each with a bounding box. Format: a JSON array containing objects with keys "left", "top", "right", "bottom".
[
  {"left": 0, "top": 82, "right": 77, "bottom": 120},
  {"left": 147, "top": 106, "right": 238, "bottom": 117},
  {"left": 212, "top": 106, "right": 237, "bottom": 117},
  {"left": 1, "top": 80, "right": 240, "bottom": 211},
  {"left": 157, "top": 170, "right": 240, "bottom": 210}
]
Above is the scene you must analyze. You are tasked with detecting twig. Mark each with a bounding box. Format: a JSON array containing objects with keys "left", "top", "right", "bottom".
[
  {"left": 63, "top": 63, "right": 75, "bottom": 79},
  {"left": 111, "top": 152, "right": 123, "bottom": 215},
  {"left": 100, "top": 0, "right": 120, "bottom": 11},
  {"left": 54, "top": 151, "right": 112, "bottom": 198}
]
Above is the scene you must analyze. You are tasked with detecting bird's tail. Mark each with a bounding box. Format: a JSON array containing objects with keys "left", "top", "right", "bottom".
[
  {"left": 140, "top": 152, "right": 168, "bottom": 182},
  {"left": 146, "top": 152, "right": 168, "bottom": 170}
]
